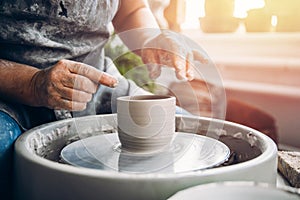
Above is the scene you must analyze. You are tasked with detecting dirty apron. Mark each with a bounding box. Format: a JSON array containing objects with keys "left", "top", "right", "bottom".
[{"left": 0, "top": 0, "right": 147, "bottom": 130}]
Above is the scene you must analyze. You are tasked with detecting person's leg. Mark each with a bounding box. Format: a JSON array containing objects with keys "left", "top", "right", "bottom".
[{"left": 0, "top": 111, "right": 22, "bottom": 199}]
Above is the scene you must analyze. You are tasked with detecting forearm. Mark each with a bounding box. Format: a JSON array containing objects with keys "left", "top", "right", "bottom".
[
  {"left": 0, "top": 59, "right": 41, "bottom": 106},
  {"left": 112, "top": 0, "right": 160, "bottom": 52},
  {"left": 112, "top": 0, "right": 206, "bottom": 81}
]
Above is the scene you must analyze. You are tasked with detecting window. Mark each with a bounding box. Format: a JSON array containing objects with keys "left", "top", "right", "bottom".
[{"left": 182, "top": 0, "right": 300, "bottom": 33}]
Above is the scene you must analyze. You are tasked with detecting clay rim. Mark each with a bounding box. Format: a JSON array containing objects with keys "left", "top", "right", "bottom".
[{"left": 14, "top": 114, "right": 278, "bottom": 180}]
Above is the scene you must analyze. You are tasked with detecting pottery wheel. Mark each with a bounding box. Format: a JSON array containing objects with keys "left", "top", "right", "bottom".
[{"left": 60, "top": 132, "right": 230, "bottom": 174}]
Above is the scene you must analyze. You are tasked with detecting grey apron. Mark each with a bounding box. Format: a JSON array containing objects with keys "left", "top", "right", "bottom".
[{"left": 0, "top": 0, "right": 148, "bottom": 130}]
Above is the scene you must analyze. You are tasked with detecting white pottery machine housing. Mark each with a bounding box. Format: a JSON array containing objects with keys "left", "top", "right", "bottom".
[{"left": 14, "top": 114, "right": 277, "bottom": 200}]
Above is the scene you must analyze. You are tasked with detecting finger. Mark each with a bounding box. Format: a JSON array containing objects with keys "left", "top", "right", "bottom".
[
  {"left": 54, "top": 98, "right": 87, "bottom": 111},
  {"left": 173, "top": 54, "right": 187, "bottom": 80},
  {"left": 186, "top": 52, "right": 195, "bottom": 81},
  {"left": 166, "top": 39, "right": 189, "bottom": 80},
  {"left": 63, "top": 60, "right": 118, "bottom": 88},
  {"left": 142, "top": 48, "right": 161, "bottom": 79},
  {"left": 56, "top": 86, "right": 93, "bottom": 103},
  {"left": 61, "top": 73, "right": 98, "bottom": 94},
  {"left": 192, "top": 50, "right": 209, "bottom": 64}
]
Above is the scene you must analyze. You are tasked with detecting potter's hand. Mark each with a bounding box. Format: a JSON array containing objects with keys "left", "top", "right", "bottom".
[
  {"left": 31, "top": 59, "right": 118, "bottom": 111},
  {"left": 141, "top": 31, "right": 208, "bottom": 81}
]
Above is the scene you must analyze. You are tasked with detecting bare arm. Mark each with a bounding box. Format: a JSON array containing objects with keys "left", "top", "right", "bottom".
[
  {"left": 0, "top": 60, "right": 40, "bottom": 106},
  {"left": 112, "top": 0, "right": 160, "bottom": 51},
  {"left": 112, "top": 0, "right": 207, "bottom": 81},
  {"left": 113, "top": 0, "right": 158, "bottom": 34},
  {"left": 0, "top": 59, "right": 118, "bottom": 111}
]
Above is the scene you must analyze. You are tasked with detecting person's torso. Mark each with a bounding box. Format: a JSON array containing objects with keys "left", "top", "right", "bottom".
[{"left": 0, "top": 0, "right": 119, "bottom": 69}]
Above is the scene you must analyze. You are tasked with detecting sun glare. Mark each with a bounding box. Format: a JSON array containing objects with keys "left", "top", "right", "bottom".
[
  {"left": 234, "top": 0, "right": 265, "bottom": 18},
  {"left": 183, "top": 0, "right": 266, "bottom": 29},
  {"left": 271, "top": 15, "right": 278, "bottom": 27}
]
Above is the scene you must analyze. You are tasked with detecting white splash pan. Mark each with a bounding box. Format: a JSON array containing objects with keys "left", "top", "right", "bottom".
[{"left": 14, "top": 114, "right": 277, "bottom": 200}]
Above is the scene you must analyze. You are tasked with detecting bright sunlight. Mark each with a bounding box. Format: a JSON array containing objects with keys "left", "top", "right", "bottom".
[{"left": 183, "top": 0, "right": 265, "bottom": 29}]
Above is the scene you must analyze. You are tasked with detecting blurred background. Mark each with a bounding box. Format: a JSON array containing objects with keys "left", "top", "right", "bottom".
[
  {"left": 107, "top": 0, "right": 300, "bottom": 150},
  {"left": 152, "top": 0, "right": 300, "bottom": 32}
]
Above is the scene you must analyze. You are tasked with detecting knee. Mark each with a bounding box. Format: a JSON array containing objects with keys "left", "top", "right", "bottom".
[
  {"left": 0, "top": 111, "right": 22, "bottom": 153},
  {"left": 0, "top": 111, "right": 21, "bottom": 200}
]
